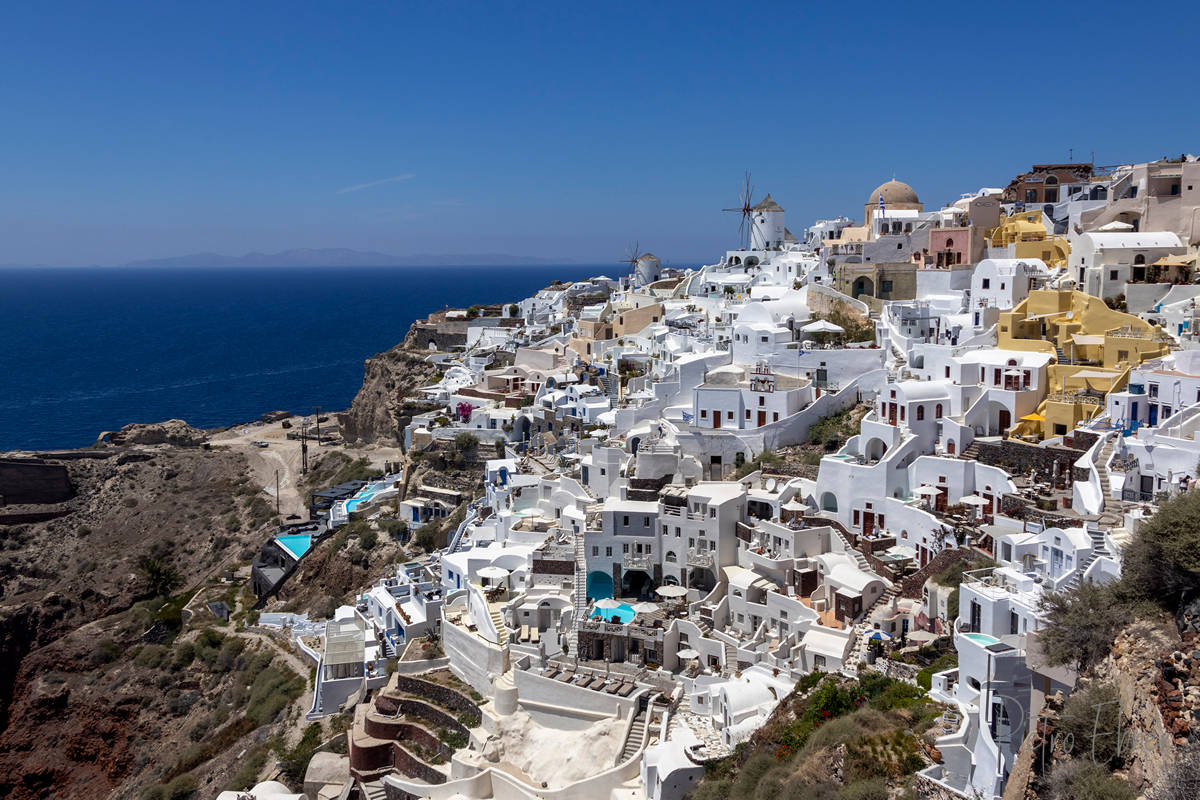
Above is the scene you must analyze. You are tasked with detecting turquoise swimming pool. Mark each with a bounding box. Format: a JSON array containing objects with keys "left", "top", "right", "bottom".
[
  {"left": 592, "top": 602, "right": 636, "bottom": 625},
  {"left": 277, "top": 534, "right": 313, "bottom": 559},
  {"left": 345, "top": 482, "right": 391, "bottom": 512},
  {"left": 963, "top": 632, "right": 1000, "bottom": 646}
]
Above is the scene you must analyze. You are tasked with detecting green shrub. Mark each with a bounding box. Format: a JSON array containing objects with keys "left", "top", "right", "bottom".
[
  {"left": 164, "top": 773, "right": 198, "bottom": 800},
  {"left": 228, "top": 743, "right": 269, "bottom": 790},
  {"left": 245, "top": 663, "right": 305, "bottom": 725},
  {"left": 454, "top": 432, "right": 479, "bottom": 451},
  {"left": 277, "top": 722, "right": 322, "bottom": 783},
  {"left": 837, "top": 778, "right": 889, "bottom": 800},
  {"left": 1047, "top": 759, "right": 1136, "bottom": 800},
  {"left": 359, "top": 527, "right": 378, "bottom": 551},
  {"left": 1058, "top": 681, "right": 1124, "bottom": 767},
  {"left": 135, "top": 644, "right": 169, "bottom": 669},
  {"left": 916, "top": 653, "right": 957, "bottom": 690}
]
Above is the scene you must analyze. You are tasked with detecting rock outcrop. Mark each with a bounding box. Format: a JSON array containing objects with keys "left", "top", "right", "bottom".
[
  {"left": 338, "top": 339, "right": 442, "bottom": 445},
  {"left": 95, "top": 419, "right": 208, "bottom": 448}
]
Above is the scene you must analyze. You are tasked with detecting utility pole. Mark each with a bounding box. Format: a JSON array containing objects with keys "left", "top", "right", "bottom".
[
  {"left": 313, "top": 406, "right": 321, "bottom": 445},
  {"left": 300, "top": 422, "right": 309, "bottom": 474},
  {"left": 275, "top": 469, "right": 281, "bottom": 516}
]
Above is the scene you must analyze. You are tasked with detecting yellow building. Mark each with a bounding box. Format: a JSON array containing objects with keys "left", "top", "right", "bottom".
[
  {"left": 999, "top": 289, "right": 1171, "bottom": 438},
  {"left": 986, "top": 211, "right": 1071, "bottom": 267}
]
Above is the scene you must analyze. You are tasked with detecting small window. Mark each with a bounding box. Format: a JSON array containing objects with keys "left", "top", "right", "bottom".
[
  {"left": 700, "top": 410, "right": 707, "bottom": 418},
  {"left": 759, "top": 396, "right": 765, "bottom": 406},
  {"left": 916, "top": 405, "right": 925, "bottom": 421},
  {"left": 981, "top": 278, "right": 990, "bottom": 289},
  {"left": 605, "top": 546, "right": 612, "bottom": 557},
  {"left": 1109, "top": 270, "right": 1119, "bottom": 281}
]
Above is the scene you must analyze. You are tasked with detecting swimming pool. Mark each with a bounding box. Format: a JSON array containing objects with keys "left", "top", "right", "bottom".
[
  {"left": 277, "top": 533, "right": 313, "bottom": 559},
  {"left": 345, "top": 482, "right": 392, "bottom": 512},
  {"left": 592, "top": 602, "right": 637, "bottom": 625},
  {"left": 962, "top": 632, "right": 1000, "bottom": 646}
]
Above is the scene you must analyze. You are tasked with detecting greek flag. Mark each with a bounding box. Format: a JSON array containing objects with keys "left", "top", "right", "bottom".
[{"left": 682, "top": 411, "right": 694, "bottom": 423}]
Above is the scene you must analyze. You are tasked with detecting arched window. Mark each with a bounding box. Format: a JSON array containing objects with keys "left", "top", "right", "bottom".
[
  {"left": 916, "top": 405, "right": 925, "bottom": 421},
  {"left": 1134, "top": 254, "right": 1146, "bottom": 265},
  {"left": 935, "top": 403, "right": 943, "bottom": 419},
  {"left": 945, "top": 238, "right": 954, "bottom": 248}
]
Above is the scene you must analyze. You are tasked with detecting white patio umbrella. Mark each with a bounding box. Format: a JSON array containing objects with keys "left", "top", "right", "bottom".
[
  {"left": 655, "top": 585, "right": 689, "bottom": 598},
  {"left": 801, "top": 319, "right": 845, "bottom": 334},
  {"left": 958, "top": 495, "right": 988, "bottom": 506},
  {"left": 632, "top": 602, "right": 660, "bottom": 614},
  {"left": 913, "top": 485, "right": 941, "bottom": 497},
  {"left": 594, "top": 597, "right": 623, "bottom": 610},
  {"left": 477, "top": 565, "right": 510, "bottom": 582},
  {"left": 676, "top": 648, "right": 701, "bottom": 661},
  {"left": 1098, "top": 220, "right": 1134, "bottom": 231}
]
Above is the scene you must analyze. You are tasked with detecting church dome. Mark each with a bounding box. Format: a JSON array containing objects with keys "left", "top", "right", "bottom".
[{"left": 868, "top": 179, "right": 919, "bottom": 206}]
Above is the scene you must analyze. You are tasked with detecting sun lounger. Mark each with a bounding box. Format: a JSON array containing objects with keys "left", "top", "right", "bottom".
[
  {"left": 604, "top": 681, "right": 622, "bottom": 694},
  {"left": 530, "top": 627, "right": 539, "bottom": 644},
  {"left": 519, "top": 625, "right": 530, "bottom": 642},
  {"left": 616, "top": 683, "right": 636, "bottom": 697},
  {"left": 542, "top": 668, "right": 560, "bottom": 680},
  {"left": 556, "top": 670, "right": 575, "bottom": 682}
]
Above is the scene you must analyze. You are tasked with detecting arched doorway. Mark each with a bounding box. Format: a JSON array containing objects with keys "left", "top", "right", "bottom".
[
  {"left": 688, "top": 567, "right": 716, "bottom": 593},
  {"left": 586, "top": 570, "right": 614, "bottom": 600},
  {"left": 852, "top": 276, "right": 875, "bottom": 299},
  {"left": 820, "top": 492, "right": 838, "bottom": 512},
  {"left": 622, "top": 570, "right": 653, "bottom": 600}
]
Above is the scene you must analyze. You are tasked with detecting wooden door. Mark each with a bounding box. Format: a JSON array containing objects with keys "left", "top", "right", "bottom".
[
  {"left": 888, "top": 403, "right": 897, "bottom": 425},
  {"left": 712, "top": 412, "right": 721, "bottom": 429},
  {"left": 758, "top": 410, "right": 767, "bottom": 427},
  {"left": 863, "top": 513, "right": 875, "bottom": 537}
]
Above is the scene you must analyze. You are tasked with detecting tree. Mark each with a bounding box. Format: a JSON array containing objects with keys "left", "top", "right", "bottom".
[
  {"left": 454, "top": 432, "right": 479, "bottom": 451},
  {"left": 138, "top": 555, "right": 183, "bottom": 598},
  {"left": 1122, "top": 487, "right": 1200, "bottom": 607},
  {"left": 1037, "top": 582, "right": 1140, "bottom": 672}
]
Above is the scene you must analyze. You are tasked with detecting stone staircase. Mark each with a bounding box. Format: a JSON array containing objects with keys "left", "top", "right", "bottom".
[
  {"left": 959, "top": 440, "right": 981, "bottom": 462},
  {"left": 1095, "top": 437, "right": 1115, "bottom": 509},
  {"left": 830, "top": 526, "right": 871, "bottom": 571},
  {"left": 846, "top": 586, "right": 899, "bottom": 671},
  {"left": 597, "top": 373, "right": 619, "bottom": 396},
  {"left": 572, "top": 530, "right": 587, "bottom": 653},
  {"left": 722, "top": 641, "right": 738, "bottom": 676},
  {"left": 618, "top": 706, "right": 649, "bottom": 764},
  {"left": 359, "top": 779, "right": 387, "bottom": 800},
  {"left": 488, "top": 605, "right": 509, "bottom": 647},
  {"left": 1066, "top": 525, "right": 1114, "bottom": 591}
]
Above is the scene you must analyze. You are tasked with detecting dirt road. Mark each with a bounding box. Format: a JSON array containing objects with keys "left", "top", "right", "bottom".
[{"left": 211, "top": 417, "right": 403, "bottom": 519}]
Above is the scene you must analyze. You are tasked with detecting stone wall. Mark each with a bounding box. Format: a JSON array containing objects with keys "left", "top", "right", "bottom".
[
  {"left": 897, "top": 547, "right": 975, "bottom": 600},
  {"left": 375, "top": 694, "right": 472, "bottom": 736},
  {"left": 0, "top": 459, "right": 74, "bottom": 505},
  {"left": 974, "top": 439, "right": 1082, "bottom": 489},
  {"left": 390, "top": 674, "right": 482, "bottom": 726}
]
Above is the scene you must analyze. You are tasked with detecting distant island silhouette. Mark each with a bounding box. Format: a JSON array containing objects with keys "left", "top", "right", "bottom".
[{"left": 117, "top": 248, "right": 574, "bottom": 268}]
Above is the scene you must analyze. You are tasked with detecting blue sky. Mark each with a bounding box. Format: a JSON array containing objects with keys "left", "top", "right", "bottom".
[{"left": 2, "top": 1, "right": 1198, "bottom": 265}]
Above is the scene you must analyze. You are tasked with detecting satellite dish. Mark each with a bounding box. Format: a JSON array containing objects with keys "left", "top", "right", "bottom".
[{"left": 765, "top": 477, "right": 777, "bottom": 492}]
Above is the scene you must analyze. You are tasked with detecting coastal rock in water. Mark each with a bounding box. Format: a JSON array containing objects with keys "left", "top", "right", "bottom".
[{"left": 95, "top": 419, "right": 208, "bottom": 447}]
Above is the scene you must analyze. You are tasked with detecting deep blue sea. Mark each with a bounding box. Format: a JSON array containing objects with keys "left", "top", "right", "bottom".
[{"left": 0, "top": 264, "right": 609, "bottom": 451}]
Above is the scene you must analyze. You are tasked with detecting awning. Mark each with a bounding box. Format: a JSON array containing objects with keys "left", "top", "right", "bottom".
[
  {"left": 1071, "top": 334, "right": 1105, "bottom": 346},
  {"left": 1069, "top": 369, "right": 1118, "bottom": 380},
  {"left": 1151, "top": 253, "right": 1196, "bottom": 267},
  {"left": 1020, "top": 413, "right": 1046, "bottom": 422}
]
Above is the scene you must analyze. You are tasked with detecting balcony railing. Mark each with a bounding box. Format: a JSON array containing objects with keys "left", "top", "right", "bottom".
[
  {"left": 686, "top": 549, "right": 714, "bottom": 568},
  {"left": 623, "top": 553, "right": 652, "bottom": 571}
]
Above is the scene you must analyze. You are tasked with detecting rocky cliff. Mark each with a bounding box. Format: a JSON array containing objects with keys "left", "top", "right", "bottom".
[
  {"left": 0, "top": 445, "right": 293, "bottom": 798},
  {"left": 337, "top": 333, "right": 443, "bottom": 446}
]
